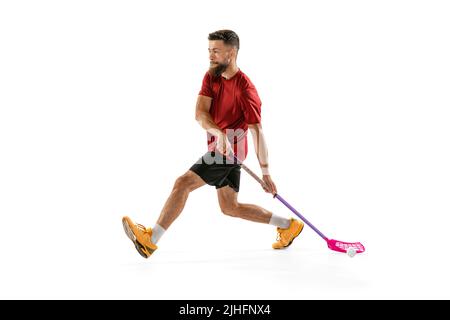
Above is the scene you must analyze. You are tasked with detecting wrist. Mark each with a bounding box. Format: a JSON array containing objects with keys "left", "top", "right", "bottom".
[{"left": 217, "top": 132, "right": 227, "bottom": 140}]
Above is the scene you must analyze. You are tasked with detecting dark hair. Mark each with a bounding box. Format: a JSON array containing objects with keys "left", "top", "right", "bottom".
[{"left": 208, "top": 29, "right": 240, "bottom": 50}]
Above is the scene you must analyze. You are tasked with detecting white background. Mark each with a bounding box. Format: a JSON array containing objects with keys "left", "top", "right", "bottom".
[{"left": 1, "top": 0, "right": 449, "bottom": 299}]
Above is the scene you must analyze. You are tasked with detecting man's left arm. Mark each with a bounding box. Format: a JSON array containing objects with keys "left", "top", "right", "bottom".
[{"left": 248, "top": 123, "right": 278, "bottom": 195}]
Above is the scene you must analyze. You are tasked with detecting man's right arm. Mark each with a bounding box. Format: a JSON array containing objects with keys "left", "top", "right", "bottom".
[
  {"left": 195, "top": 95, "right": 231, "bottom": 155},
  {"left": 195, "top": 95, "right": 221, "bottom": 136}
]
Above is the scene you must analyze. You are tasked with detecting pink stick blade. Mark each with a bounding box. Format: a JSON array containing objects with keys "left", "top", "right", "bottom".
[{"left": 327, "top": 239, "right": 365, "bottom": 254}]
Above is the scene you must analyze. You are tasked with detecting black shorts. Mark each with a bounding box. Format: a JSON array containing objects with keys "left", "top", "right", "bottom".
[{"left": 189, "top": 151, "right": 241, "bottom": 192}]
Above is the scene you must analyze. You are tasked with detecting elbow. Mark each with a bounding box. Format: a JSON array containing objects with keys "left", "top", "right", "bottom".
[
  {"left": 248, "top": 123, "right": 262, "bottom": 130},
  {"left": 195, "top": 111, "right": 204, "bottom": 124},
  {"left": 248, "top": 123, "right": 262, "bottom": 134}
]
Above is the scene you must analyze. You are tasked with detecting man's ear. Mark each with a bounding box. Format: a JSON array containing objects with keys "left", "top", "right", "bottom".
[{"left": 230, "top": 47, "right": 238, "bottom": 59}]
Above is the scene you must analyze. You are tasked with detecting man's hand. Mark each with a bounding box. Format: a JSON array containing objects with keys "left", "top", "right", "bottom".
[
  {"left": 262, "top": 174, "right": 277, "bottom": 195},
  {"left": 216, "top": 133, "right": 234, "bottom": 156}
]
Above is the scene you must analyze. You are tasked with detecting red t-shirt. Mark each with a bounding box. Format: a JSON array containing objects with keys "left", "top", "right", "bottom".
[{"left": 198, "top": 70, "right": 262, "bottom": 161}]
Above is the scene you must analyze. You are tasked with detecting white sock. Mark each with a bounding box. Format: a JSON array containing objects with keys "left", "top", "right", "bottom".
[
  {"left": 151, "top": 224, "right": 166, "bottom": 244},
  {"left": 269, "top": 214, "right": 291, "bottom": 229}
]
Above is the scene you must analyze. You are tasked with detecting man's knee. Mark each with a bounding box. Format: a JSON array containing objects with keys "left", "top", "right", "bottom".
[
  {"left": 220, "top": 203, "right": 239, "bottom": 217},
  {"left": 173, "top": 172, "right": 199, "bottom": 193}
]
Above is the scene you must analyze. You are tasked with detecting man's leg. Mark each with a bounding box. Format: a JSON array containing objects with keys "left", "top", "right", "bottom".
[
  {"left": 217, "top": 186, "right": 304, "bottom": 249},
  {"left": 156, "top": 170, "right": 206, "bottom": 229},
  {"left": 122, "top": 170, "right": 205, "bottom": 258},
  {"left": 217, "top": 186, "right": 272, "bottom": 223}
]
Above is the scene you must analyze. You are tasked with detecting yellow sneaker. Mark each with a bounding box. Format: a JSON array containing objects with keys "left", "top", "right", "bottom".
[
  {"left": 122, "top": 216, "right": 158, "bottom": 258},
  {"left": 272, "top": 218, "right": 304, "bottom": 249}
]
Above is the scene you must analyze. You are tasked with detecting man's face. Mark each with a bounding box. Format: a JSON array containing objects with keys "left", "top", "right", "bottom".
[{"left": 208, "top": 40, "right": 234, "bottom": 77}]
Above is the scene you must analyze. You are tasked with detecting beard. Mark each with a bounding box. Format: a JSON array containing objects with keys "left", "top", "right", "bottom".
[{"left": 209, "top": 61, "right": 229, "bottom": 78}]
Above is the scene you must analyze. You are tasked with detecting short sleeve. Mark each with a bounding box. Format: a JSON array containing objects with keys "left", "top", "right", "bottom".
[
  {"left": 198, "top": 72, "right": 213, "bottom": 97},
  {"left": 241, "top": 85, "right": 262, "bottom": 124}
]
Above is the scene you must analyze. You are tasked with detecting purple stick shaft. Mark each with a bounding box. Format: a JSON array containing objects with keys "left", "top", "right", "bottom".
[
  {"left": 274, "top": 194, "right": 328, "bottom": 241},
  {"left": 237, "top": 159, "right": 329, "bottom": 241}
]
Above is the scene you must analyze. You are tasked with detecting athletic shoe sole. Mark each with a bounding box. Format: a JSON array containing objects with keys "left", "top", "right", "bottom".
[{"left": 122, "top": 218, "right": 150, "bottom": 259}]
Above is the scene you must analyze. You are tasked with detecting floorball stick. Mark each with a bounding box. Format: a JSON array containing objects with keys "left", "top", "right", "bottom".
[{"left": 237, "top": 158, "right": 365, "bottom": 254}]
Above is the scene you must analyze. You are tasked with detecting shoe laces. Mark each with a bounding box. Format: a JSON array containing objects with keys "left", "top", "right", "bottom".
[
  {"left": 276, "top": 228, "right": 282, "bottom": 241},
  {"left": 136, "top": 223, "right": 147, "bottom": 233}
]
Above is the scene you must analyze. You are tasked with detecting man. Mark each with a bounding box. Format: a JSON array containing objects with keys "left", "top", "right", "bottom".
[{"left": 122, "top": 30, "right": 304, "bottom": 259}]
